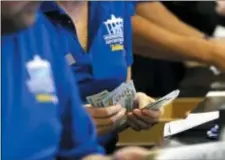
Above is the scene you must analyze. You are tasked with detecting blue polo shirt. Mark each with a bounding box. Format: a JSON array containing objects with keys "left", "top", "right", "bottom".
[
  {"left": 41, "top": 1, "right": 134, "bottom": 99},
  {"left": 41, "top": 1, "right": 134, "bottom": 152},
  {"left": 2, "top": 13, "right": 104, "bottom": 160}
]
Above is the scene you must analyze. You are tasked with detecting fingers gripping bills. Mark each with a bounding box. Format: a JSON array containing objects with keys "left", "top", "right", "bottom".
[
  {"left": 143, "top": 89, "right": 180, "bottom": 110},
  {"left": 87, "top": 80, "right": 180, "bottom": 127},
  {"left": 87, "top": 81, "right": 136, "bottom": 111}
]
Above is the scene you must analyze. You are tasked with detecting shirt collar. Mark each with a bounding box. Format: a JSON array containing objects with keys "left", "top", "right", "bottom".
[{"left": 40, "top": 1, "right": 66, "bottom": 15}]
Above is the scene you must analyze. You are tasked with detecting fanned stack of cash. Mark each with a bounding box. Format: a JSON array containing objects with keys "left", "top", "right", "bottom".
[
  {"left": 86, "top": 80, "right": 136, "bottom": 112},
  {"left": 142, "top": 89, "right": 180, "bottom": 110},
  {"left": 87, "top": 82, "right": 180, "bottom": 112},
  {"left": 86, "top": 81, "right": 180, "bottom": 128}
]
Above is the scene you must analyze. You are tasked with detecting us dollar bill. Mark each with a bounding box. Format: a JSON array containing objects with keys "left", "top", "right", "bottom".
[
  {"left": 86, "top": 81, "right": 136, "bottom": 128},
  {"left": 100, "top": 83, "right": 126, "bottom": 107},
  {"left": 125, "top": 80, "right": 136, "bottom": 110},
  {"left": 113, "top": 81, "right": 136, "bottom": 111},
  {"left": 144, "top": 89, "right": 180, "bottom": 110},
  {"left": 86, "top": 90, "right": 109, "bottom": 107},
  {"left": 101, "top": 80, "right": 136, "bottom": 111},
  {"left": 86, "top": 80, "right": 136, "bottom": 111}
]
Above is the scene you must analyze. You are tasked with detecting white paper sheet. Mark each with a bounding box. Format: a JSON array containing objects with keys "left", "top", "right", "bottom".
[{"left": 164, "top": 111, "right": 219, "bottom": 137}]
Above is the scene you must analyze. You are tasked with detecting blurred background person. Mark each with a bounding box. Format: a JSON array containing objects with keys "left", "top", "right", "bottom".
[
  {"left": 130, "top": 1, "right": 225, "bottom": 97},
  {"left": 2, "top": 1, "right": 107, "bottom": 159},
  {"left": 132, "top": 1, "right": 225, "bottom": 141}
]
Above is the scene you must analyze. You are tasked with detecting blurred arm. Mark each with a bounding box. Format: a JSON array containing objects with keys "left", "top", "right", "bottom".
[
  {"left": 132, "top": 15, "right": 215, "bottom": 64},
  {"left": 135, "top": 2, "right": 204, "bottom": 38}
]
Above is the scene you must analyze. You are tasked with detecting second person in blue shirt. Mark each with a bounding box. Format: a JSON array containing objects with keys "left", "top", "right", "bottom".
[{"left": 41, "top": 1, "right": 162, "bottom": 153}]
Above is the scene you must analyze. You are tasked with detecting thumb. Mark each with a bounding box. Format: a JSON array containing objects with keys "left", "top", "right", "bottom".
[{"left": 135, "top": 92, "right": 155, "bottom": 109}]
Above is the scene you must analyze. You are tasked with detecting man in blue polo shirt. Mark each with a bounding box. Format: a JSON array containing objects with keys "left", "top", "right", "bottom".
[
  {"left": 41, "top": 1, "right": 162, "bottom": 154},
  {"left": 2, "top": 2, "right": 105, "bottom": 159}
]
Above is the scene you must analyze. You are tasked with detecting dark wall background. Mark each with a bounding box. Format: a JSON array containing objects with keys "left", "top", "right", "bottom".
[{"left": 163, "top": 1, "right": 225, "bottom": 35}]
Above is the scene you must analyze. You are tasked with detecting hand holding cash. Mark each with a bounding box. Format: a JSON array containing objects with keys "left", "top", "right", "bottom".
[
  {"left": 86, "top": 81, "right": 136, "bottom": 132},
  {"left": 127, "top": 92, "right": 161, "bottom": 131},
  {"left": 85, "top": 104, "right": 126, "bottom": 136},
  {"left": 126, "top": 89, "right": 180, "bottom": 131},
  {"left": 86, "top": 80, "right": 180, "bottom": 132}
]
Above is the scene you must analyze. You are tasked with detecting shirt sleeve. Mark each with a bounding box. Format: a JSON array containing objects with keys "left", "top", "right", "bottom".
[{"left": 54, "top": 28, "right": 105, "bottom": 159}]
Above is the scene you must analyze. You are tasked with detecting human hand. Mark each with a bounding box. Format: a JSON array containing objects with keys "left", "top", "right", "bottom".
[
  {"left": 127, "top": 92, "right": 162, "bottom": 131},
  {"left": 85, "top": 104, "right": 126, "bottom": 136}
]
